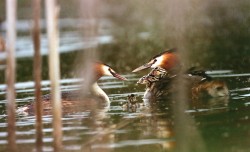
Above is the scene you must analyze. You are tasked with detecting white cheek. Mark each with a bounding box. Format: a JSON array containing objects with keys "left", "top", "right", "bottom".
[
  {"left": 152, "top": 56, "right": 164, "bottom": 68},
  {"left": 102, "top": 66, "right": 112, "bottom": 76}
]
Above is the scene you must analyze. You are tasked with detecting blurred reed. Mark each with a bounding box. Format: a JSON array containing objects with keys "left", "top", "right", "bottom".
[
  {"left": 45, "top": 0, "right": 62, "bottom": 151},
  {"left": 77, "top": 0, "right": 111, "bottom": 151},
  {"left": 32, "top": 0, "right": 43, "bottom": 151},
  {"left": 6, "top": 0, "right": 17, "bottom": 151},
  {"left": 162, "top": 1, "right": 206, "bottom": 151},
  {"left": 76, "top": 0, "right": 99, "bottom": 92}
]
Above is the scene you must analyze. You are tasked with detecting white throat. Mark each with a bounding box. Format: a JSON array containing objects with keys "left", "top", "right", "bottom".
[{"left": 90, "top": 82, "right": 110, "bottom": 104}]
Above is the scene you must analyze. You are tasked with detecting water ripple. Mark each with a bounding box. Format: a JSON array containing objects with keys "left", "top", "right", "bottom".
[{"left": 92, "top": 139, "right": 172, "bottom": 149}]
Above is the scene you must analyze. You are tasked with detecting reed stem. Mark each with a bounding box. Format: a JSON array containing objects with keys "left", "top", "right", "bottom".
[
  {"left": 5, "top": 0, "right": 17, "bottom": 151},
  {"left": 32, "top": 0, "right": 43, "bottom": 151},
  {"left": 45, "top": 0, "right": 62, "bottom": 151}
]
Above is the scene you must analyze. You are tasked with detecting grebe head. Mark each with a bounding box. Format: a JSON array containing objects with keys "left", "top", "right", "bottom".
[
  {"left": 192, "top": 80, "right": 229, "bottom": 99},
  {"left": 94, "top": 62, "right": 127, "bottom": 81},
  {"left": 206, "top": 81, "right": 229, "bottom": 97},
  {"left": 132, "top": 48, "right": 180, "bottom": 72},
  {"left": 88, "top": 62, "right": 127, "bottom": 104}
]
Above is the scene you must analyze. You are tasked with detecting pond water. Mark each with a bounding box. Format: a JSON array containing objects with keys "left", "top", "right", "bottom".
[
  {"left": 0, "top": 70, "right": 250, "bottom": 152},
  {"left": 0, "top": 0, "right": 250, "bottom": 151}
]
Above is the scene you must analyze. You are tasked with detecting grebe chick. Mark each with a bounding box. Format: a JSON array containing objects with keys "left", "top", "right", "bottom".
[
  {"left": 122, "top": 94, "right": 140, "bottom": 112},
  {"left": 17, "top": 62, "right": 127, "bottom": 115}
]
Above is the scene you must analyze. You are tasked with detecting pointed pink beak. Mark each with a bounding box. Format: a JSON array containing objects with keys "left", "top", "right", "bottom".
[
  {"left": 132, "top": 63, "right": 153, "bottom": 72},
  {"left": 111, "top": 72, "right": 127, "bottom": 80}
]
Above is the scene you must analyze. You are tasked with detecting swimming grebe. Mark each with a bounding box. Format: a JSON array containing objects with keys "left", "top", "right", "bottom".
[
  {"left": 133, "top": 49, "right": 229, "bottom": 100},
  {"left": 186, "top": 67, "right": 229, "bottom": 99},
  {"left": 17, "top": 62, "right": 127, "bottom": 115}
]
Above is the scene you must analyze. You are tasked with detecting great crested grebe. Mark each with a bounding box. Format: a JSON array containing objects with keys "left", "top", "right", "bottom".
[
  {"left": 17, "top": 62, "right": 127, "bottom": 115},
  {"left": 133, "top": 49, "right": 229, "bottom": 100}
]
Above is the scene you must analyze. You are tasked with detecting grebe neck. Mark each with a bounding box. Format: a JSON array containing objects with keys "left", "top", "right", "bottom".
[{"left": 90, "top": 82, "right": 110, "bottom": 104}]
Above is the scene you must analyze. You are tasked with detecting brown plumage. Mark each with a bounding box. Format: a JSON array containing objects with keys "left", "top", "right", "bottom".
[{"left": 137, "top": 67, "right": 229, "bottom": 101}]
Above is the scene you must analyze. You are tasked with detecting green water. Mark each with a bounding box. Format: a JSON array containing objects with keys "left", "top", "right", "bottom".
[{"left": 0, "top": 0, "right": 250, "bottom": 151}]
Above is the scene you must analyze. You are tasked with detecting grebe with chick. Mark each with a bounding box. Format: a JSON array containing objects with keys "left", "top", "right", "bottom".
[
  {"left": 17, "top": 62, "right": 127, "bottom": 115},
  {"left": 133, "top": 48, "right": 229, "bottom": 100}
]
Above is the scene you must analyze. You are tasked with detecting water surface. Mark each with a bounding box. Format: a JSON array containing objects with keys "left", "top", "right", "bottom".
[
  {"left": 0, "top": 71, "right": 249, "bottom": 152},
  {"left": 0, "top": 1, "right": 250, "bottom": 151}
]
